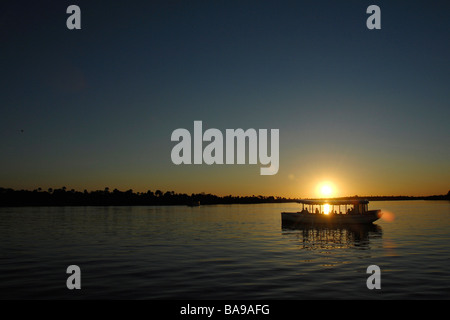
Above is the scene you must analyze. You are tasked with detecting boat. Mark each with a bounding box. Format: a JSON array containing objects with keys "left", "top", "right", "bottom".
[{"left": 281, "top": 199, "right": 381, "bottom": 225}]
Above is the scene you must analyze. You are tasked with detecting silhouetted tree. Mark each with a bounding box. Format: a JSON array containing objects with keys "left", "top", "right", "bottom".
[{"left": 2, "top": 187, "right": 447, "bottom": 207}]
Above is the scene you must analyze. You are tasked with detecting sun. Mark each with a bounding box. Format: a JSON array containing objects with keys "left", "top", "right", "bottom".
[
  {"left": 318, "top": 182, "right": 334, "bottom": 198},
  {"left": 321, "top": 185, "right": 332, "bottom": 197}
]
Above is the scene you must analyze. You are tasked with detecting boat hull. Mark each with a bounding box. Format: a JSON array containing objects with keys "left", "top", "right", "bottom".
[{"left": 281, "top": 210, "right": 381, "bottom": 225}]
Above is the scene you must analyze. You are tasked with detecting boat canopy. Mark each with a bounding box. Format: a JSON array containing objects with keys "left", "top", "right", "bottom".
[{"left": 297, "top": 199, "right": 369, "bottom": 205}]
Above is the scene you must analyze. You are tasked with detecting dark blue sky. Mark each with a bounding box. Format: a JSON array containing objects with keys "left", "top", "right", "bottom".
[{"left": 1, "top": 1, "right": 449, "bottom": 197}]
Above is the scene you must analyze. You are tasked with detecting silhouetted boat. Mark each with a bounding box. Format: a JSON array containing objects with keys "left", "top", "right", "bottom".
[{"left": 281, "top": 199, "right": 381, "bottom": 225}]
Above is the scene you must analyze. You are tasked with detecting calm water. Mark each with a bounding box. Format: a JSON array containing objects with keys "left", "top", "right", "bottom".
[{"left": 0, "top": 201, "right": 449, "bottom": 299}]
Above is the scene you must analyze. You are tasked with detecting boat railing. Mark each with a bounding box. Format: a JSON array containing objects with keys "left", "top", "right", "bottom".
[{"left": 299, "top": 208, "right": 372, "bottom": 215}]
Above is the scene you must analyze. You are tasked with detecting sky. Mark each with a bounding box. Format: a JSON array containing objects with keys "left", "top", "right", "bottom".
[{"left": 0, "top": 0, "right": 449, "bottom": 198}]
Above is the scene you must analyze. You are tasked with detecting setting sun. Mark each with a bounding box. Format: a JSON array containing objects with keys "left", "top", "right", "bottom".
[
  {"left": 321, "top": 185, "right": 332, "bottom": 196},
  {"left": 317, "top": 182, "right": 335, "bottom": 198}
]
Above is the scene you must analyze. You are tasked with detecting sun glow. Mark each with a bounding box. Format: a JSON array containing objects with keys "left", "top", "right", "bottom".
[{"left": 318, "top": 182, "right": 334, "bottom": 198}]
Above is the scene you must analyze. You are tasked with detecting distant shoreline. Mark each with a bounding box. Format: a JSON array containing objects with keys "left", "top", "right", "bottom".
[
  {"left": 323, "top": 195, "right": 450, "bottom": 201},
  {"left": 1, "top": 187, "right": 448, "bottom": 207}
]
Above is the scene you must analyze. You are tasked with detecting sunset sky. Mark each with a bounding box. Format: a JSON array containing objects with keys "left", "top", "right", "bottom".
[{"left": 1, "top": 1, "right": 449, "bottom": 198}]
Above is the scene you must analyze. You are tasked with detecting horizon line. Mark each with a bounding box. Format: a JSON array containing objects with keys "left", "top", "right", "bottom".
[{"left": 1, "top": 186, "right": 449, "bottom": 199}]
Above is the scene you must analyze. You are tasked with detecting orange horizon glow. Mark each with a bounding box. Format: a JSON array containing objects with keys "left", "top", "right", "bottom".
[{"left": 2, "top": 170, "right": 448, "bottom": 200}]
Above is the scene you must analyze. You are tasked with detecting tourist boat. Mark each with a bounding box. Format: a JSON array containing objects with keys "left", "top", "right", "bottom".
[{"left": 281, "top": 199, "right": 381, "bottom": 225}]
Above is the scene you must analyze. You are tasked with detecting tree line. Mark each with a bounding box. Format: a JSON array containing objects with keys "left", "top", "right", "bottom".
[
  {"left": 0, "top": 187, "right": 448, "bottom": 207},
  {"left": 0, "top": 187, "right": 294, "bottom": 207}
]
